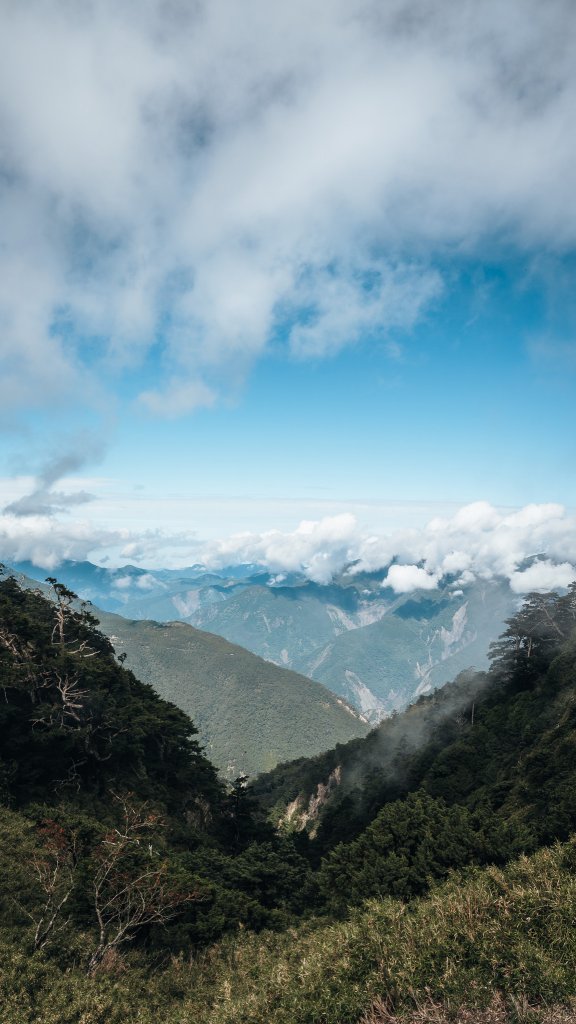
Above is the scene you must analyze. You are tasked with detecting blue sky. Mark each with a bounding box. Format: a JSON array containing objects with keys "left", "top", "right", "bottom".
[{"left": 0, "top": 0, "right": 575, "bottom": 584}]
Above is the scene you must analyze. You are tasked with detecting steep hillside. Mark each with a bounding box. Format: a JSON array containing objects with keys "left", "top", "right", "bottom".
[
  {"left": 2, "top": 839, "right": 576, "bottom": 1024},
  {"left": 0, "top": 571, "right": 319, "bottom": 965},
  {"left": 6, "top": 567, "right": 368, "bottom": 779},
  {"left": 252, "top": 587, "right": 576, "bottom": 857},
  {"left": 92, "top": 609, "right": 369, "bottom": 779},
  {"left": 168, "top": 574, "right": 516, "bottom": 719},
  {"left": 298, "top": 579, "right": 515, "bottom": 717}
]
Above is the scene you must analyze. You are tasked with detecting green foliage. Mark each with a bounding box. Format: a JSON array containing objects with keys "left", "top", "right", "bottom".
[
  {"left": 317, "top": 791, "right": 530, "bottom": 913},
  {"left": 0, "top": 573, "right": 223, "bottom": 815},
  {"left": 0, "top": 573, "right": 315, "bottom": 964},
  {"left": 251, "top": 667, "right": 490, "bottom": 846},
  {"left": 1, "top": 839, "right": 575, "bottom": 1023},
  {"left": 93, "top": 607, "right": 369, "bottom": 779},
  {"left": 254, "top": 590, "right": 576, "bottom": 867}
]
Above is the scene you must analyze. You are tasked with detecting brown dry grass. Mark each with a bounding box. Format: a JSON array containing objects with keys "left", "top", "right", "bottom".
[{"left": 360, "top": 993, "right": 576, "bottom": 1024}]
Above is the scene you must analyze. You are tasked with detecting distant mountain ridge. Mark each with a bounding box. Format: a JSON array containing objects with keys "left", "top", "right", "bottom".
[{"left": 14, "top": 557, "right": 520, "bottom": 721}]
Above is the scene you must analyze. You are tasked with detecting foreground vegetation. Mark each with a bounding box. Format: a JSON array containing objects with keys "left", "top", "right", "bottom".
[
  {"left": 1, "top": 570, "right": 576, "bottom": 1021},
  {"left": 1, "top": 839, "right": 575, "bottom": 1023}
]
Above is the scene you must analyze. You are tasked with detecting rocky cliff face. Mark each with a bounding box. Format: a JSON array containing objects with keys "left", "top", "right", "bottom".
[{"left": 281, "top": 766, "right": 342, "bottom": 836}]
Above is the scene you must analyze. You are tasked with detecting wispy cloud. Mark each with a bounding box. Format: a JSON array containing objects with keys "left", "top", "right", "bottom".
[
  {"left": 3, "top": 438, "right": 104, "bottom": 517},
  {"left": 1, "top": 0, "right": 575, "bottom": 417}
]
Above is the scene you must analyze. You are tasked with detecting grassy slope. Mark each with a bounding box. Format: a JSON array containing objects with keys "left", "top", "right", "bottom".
[
  {"left": 2, "top": 839, "right": 575, "bottom": 1024},
  {"left": 95, "top": 609, "right": 368, "bottom": 778}
]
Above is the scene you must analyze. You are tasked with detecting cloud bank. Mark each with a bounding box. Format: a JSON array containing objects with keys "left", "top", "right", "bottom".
[
  {"left": 1, "top": 0, "right": 575, "bottom": 416},
  {"left": 0, "top": 500, "right": 574, "bottom": 592},
  {"left": 200, "top": 501, "right": 576, "bottom": 590}
]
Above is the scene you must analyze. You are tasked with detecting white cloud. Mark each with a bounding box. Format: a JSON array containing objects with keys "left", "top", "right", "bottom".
[
  {"left": 0, "top": 499, "right": 575, "bottom": 594},
  {"left": 0, "top": 513, "right": 129, "bottom": 570},
  {"left": 1, "top": 0, "right": 575, "bottom": 416},
  {"left": 383, "top": 564, "right": 440, "bottom": 593},
  {"left": 111, "top": 576, "right": 133, "bottom": 590},
  {"left": 201, "top": 501, "right": 576, "bottom": 590},
  {"left": 287, "top": 262, "right": 442, "bottom": 359},
  {"left": 136, "top": 573, "right": 160, "bottom": 590},
  {"left": 138, "top": 379, "right": 217, "bottom": 417},
  {"left": 509, "top": 561, "right": 576, "bottom": 594},
  {"left": 203, "top": 513, "right": 359, "bottom": 584}
]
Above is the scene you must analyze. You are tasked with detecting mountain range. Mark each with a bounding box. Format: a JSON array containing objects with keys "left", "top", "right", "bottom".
[{"left": 14, "top": 558, "right": 519, "bottom": 721}]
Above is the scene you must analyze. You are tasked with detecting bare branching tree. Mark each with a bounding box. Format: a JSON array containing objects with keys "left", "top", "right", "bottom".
[
  {"left": 45, "top": 578, "right": 98, "bottom": 660},
  {"left": 31, "top": 670, "right": 91, "bottom": 729},
  {"left": 87, "top": 795, "right": 202, "bottom": 974},
  {"left": 15, "top": 820, "right": 78, "bottom": 951}
]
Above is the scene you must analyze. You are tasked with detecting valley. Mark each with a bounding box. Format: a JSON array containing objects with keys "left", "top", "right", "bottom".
[
  {"left": 1, "top": 571, "right": 575, "bottom": 1023},
  {"left": 15, "top": 558, "right": 519, "bottom": 722}
]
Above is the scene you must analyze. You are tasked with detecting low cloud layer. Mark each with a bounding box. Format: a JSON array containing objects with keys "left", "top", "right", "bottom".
[
  {"left": 1, "top": 498, "right": 574, "bottom": 592},
  {"left": 201, "top": 501, "right": 576, "bottom": 591},
  {"left": 1, "top": 0, "right": 575, "bottom": 417},
  {"left": 0, "top": 515, "right": 127, "bottom": 572},
  {"left": 204, "top": 514, "right": 359, "bottom": 584}
]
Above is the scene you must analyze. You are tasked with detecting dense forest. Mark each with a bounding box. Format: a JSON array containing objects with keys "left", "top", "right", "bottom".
[{"left": 1, "top": 568, "right": 575, "bottom": 1022}]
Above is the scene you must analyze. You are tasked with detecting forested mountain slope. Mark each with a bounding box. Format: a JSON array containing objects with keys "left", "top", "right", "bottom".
[
  {"left": 252, "top": 587, "right": 576, "bottom": 860},
  {"left": 15, "top": 558, "right": 517, "bottom": 722},
  {"left": 79, "top": 610, "right": 368, "bottom": 779},
  {"left": 5, "top": 568, "right": 368, "bottom": 779},
  {"left": 0, "top": 571, "right": 317, "bottom": 956}
]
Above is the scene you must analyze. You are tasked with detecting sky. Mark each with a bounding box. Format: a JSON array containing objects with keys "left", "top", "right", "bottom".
[{"left": 0, "top": 0, "right": 575, "bottom": 589}]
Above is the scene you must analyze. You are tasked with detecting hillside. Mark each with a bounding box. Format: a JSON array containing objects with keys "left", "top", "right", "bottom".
[
  {"left": 1, "top": 571, "right": 576, "bottom": 1021},
  {"left": 0, "top": 570, "right": 320, "bottom": 962},
  {"left": 5, "top": 567, "right": 368, "bottom": 779},
  {"left": 252, "top": 587, "right": 576, "bottom": 857},
  {"left": 190, "top": 576, "right": 516, "bottom": 721},
  {"left": 296, "top": 578, "right": 515, "bottom": 716},
  {"left": 2, "top": 839, "right": 576, "bottom": 1024},
  {"left": 74, "top": 609, "right": 369, "bottom": 779}
]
